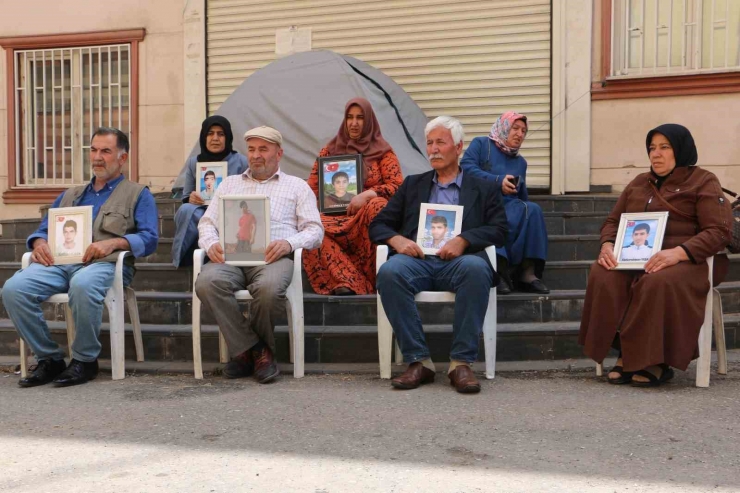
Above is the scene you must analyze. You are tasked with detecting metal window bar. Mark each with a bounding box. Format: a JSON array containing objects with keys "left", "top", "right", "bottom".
[
  {"left": 13, "top": 44, "right": 130, "bottom": 187},
  {"left": 612, "top": 0, "right": 740, "bottom": 77}
]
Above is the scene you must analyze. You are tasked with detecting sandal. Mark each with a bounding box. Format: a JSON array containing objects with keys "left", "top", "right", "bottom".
[
  {"left": 630, "top": 364, "right": 674, "bottom": 388},
  {"left": 607, "top": 365, "right": 634, "bottom": 385}
]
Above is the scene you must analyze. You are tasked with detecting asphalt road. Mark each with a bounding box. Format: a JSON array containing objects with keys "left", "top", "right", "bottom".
[{"left": 1, "top": 362, "right": 739, "bottom": 493}]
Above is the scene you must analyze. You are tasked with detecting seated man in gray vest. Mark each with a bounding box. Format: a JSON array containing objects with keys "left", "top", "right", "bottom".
[{"left": 2, "top": 127, "right": 159, "bottom": 388}]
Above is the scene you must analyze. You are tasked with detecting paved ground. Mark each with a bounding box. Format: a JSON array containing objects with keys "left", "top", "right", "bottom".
[{"left": 1, "top": 357, "right": 739, "bottom": 493}]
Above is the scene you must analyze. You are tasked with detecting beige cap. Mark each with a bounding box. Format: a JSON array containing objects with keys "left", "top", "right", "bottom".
[{"left": 244, "top": 126, "right": 283, "bottom": 146}]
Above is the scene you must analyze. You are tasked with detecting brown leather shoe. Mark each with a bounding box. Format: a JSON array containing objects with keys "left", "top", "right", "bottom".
[
  {"left": 448, "top": 365, "right": 481, "bottom": 393},
  {"left": 391, "top": 362, "right": 435, "bottom": 390}
]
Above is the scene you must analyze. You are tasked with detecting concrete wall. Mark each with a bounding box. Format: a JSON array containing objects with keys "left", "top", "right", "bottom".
[
  {"left": 0, "top": 0, "right": 188, "bottom": 221},
  {"left": 592, "top": 95, "right": 740, "bottom": 192}
]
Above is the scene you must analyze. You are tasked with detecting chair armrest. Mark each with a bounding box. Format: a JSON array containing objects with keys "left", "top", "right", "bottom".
[
  {"left": 114, "top": 251, "right": 132, "bottom": 288},
  {"left": 22, "top": 252, "right": 32, "bottom": 269},
  {"left": 484, "top": 245, "right": 497, "bottom": 270},
  {"left": 292, "top": 248, "right": 303, "bottom": 288},
  {"left": 193, "top": 249, "right": 206, "bottom": 280},
  {"left": 376, "top": 245, "right": 389, "bottom": 273}
]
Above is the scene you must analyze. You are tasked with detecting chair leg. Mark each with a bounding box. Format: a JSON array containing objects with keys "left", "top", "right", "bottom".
[
  {"left": 106, "top": 291, "right": 126, "bottom": 381},
  {"left": 192, "top": 293, "right": 204, "bottom": 379},
  {"left": 126, "top": 287, "right": 144, "bottom": 362},
  {"left": 19, "top": 338, "right": 29, "bottom": 378},
  {"left": 713, "top": 288, "right": 727, "bottom": 375},
  {"left": 483, "top": 288, "right": 497, "bottom": 380},
  {"left": 695, "top": 267, "right": 714, "bottom": 388},
  {"left": 285, "top": 291, "right": 305, "bottom": 379},
  {"left": 286, "top": 303, "right": 295, "bottom": 364},
  {"left": 218, "top": 331, "right": 229, "bottom": 364},
  {"left": 377, "top": 298, "right": 393, "bottom": 379},
  {"left": 596, "top": 363, "right": 603, "bottom": 377},
  {"left": 394, "top": 341, "right": 403, "bottom": 365},
  {"left": 64, "top": 304, "right": 76, "bottom": 353}
]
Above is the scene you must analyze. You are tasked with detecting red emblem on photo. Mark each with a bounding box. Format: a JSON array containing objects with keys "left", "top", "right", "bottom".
[
  {"left": 325, "top": 162, "right": 339, "bottom": 173},
  {"left": 427, "top": 209, "right": 436, "bottom": 215},
  {"left": 627, "top": 221, "right": 635, "bottom": 227},
  {"left": 201, "top": 167, "right": 208, "bottom": 171},
  {"left": 57, "top": 216, "right": 65, "bottom": 222}
]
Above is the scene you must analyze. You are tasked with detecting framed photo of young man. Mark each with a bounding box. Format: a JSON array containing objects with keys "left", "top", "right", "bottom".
[
  {"left": 48, "top": 206, "right": 93, "bottom": 265},
  {"left": 219, "top": 195, "right": 271, "bottom": 266},
  {"left": 317, "top": 154, "right": 363, "bottom": 215},
  {"left": 613, "top": 211, "right": 669, "bottom": 269},
  {"left": 197, "top": 162, "right": 227, "bottom": 205},
  {"left": 415, "top": 203, "right": 464, "bottom": 255}
]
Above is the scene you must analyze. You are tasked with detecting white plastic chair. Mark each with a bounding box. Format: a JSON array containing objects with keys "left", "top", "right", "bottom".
[
  {"left": 18, "top": 251, "right": 144, "bottom": 381},
  {"left": 191, "top": 248, "right": 305, "bottom": 379},
  {"left": 376, "top": 245, "right": 498, "bottom": 380},
  {"left": 596, "top": 255, "right": 727, "bottom": 387}
]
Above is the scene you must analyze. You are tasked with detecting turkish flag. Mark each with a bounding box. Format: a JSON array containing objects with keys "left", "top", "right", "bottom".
[
  {"left": 627, "top": 221, "right": 635, "bottom": 227},
  {"left": 201, "top": 166, "right": 208, "bottom": 172},
  {"left": 57, "top": 216, "right": 65, "bottom": 222},
  {"left": 427, "top": 209, "right": 436, "bottom": 215},
  {"left": 325, "top": 162, "right": 339, "bottom": 172}
]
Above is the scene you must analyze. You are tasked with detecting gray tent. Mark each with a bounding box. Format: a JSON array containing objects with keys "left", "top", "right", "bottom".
[{"left": 175, "top": 50, "right": 430, "bottom": 190}]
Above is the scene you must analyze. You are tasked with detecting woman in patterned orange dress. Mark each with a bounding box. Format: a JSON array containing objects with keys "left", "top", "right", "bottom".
[{"left": 304, "top": 98, "right": 403, "bottom": 295}]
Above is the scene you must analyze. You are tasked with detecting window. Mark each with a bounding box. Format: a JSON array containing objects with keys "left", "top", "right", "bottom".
[
  {"left": 610, "top": 0, "right": 740, "bottom": 78},
  {"left": 0, "top": 29, "right": 143, "bottom": 203},
  {"left": 14, "top": 45, "right": 131, "bottom": 187}
]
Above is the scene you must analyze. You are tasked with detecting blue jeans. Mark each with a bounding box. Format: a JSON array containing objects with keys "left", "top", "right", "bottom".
[
  {"left": 2, "top": 262, "right": 134, "bottom": 362},
  {"left": 376, "top": 254, "right": 494, "bottom": 364}
]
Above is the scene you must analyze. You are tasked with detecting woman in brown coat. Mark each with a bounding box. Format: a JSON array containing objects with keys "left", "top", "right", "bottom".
[{"left": 579, "top": 124, "right": 733, "bottom": 386}]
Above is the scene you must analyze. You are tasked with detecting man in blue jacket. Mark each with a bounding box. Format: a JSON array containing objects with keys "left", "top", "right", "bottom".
[{"left": 369, "top": 116, "right": 507, "bottom": 394}]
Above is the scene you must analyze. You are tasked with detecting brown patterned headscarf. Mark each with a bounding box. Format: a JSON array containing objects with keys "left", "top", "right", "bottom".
[{"left": 326, "top": 98, "right": 393, "bottom": 172}]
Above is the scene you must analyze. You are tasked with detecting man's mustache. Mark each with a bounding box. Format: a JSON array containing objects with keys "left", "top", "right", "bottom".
[{"left": 429, "top": 153, "right": 443, "bottom": 160}]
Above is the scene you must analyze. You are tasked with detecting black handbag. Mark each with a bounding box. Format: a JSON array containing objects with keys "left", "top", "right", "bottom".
[{"left": 721, "top": 188, "right": 740, "bottom": 254}]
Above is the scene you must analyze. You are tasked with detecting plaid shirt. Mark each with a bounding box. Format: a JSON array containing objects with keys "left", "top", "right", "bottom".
[{"left": 198, "top": 168, "right": 324, "bottom": 253}]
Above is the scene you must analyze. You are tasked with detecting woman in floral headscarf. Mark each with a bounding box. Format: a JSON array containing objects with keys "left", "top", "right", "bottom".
[
  {"left": 303, "top": 97, "right": 403, "bottom": 295},
  {"left": 460, "top": 111, "right": 549, "bottom": 294}
]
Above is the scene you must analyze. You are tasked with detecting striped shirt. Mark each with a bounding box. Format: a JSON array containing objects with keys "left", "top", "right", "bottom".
[{"left": 198, "top": 168, "right": 324, "bottom": 253}]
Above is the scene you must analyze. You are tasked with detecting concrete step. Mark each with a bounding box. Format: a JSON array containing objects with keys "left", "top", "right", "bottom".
[
  {"left": 1, "top": 314, "right": 737, "bottom": 365},
  {"left": 543, "top": 212, "right": 608, "bottom": 236},
  {"left": 2, "top": 282, "right": 738, "bottom": 328},
  {"left": 1, "top": 255, "right": 739, "bottom": 293}
]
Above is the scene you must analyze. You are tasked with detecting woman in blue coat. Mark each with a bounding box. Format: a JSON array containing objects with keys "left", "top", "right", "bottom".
[
  {"left": 460, "top": 111, "right": 549, "bottom": 294},
  {"left": 171, "top": 116, "right": 248, "bottom": 267}
]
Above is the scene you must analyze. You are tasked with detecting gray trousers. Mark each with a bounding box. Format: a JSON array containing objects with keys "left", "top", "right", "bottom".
[{"left": 194, "top": 258, "right": 293, "bottom": 357}]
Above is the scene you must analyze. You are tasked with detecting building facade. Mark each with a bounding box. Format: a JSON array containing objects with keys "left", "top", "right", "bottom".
[{"left": 0, "top": 0, "right": 737, "bottom": 222}]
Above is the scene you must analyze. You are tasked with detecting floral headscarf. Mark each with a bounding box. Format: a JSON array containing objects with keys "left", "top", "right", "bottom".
[{"left": 488, "top": 111, "right": 528, "bottom": 157}]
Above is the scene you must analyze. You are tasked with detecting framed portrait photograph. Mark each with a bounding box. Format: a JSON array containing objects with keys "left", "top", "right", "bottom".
[
  {"left": 415, "top": 203, "right": 464, "bottom": 255},
  {"left": 613, "top": 211, "right": 669, "bottom": 270},
  {"left": 48, "top": 206, "right": 93, "bottom": 265},
  {"left": 197, "top": 162, "right": 227, "bottom": 205},
  {"left": 317, "top": 154, "right": 363, "bottom": 215},
  {"left": 219, "top": 195, "right": 271, "bottom": 266}
]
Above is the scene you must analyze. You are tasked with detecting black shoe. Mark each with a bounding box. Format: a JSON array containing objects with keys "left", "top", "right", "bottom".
[
  {"left": 18, "top": 359, "right": 67, "bottom": 388},
  {"left": 518, "top": 279, "right": 550, "bottom": 294},
  {"left": 496, "top": 277, "right": 512, "bottom": 295},
  {"left": 252, "top": 343, "right": 280, "bottom": 384},
  {"left": 52, "top": 359, "right": 99, "bottom": 387},
  {"left": 222, "top": 350, "right": 254, "bottom": 379},
  {"left": 332, "top": 287, "right": 356, "bottom": 296}
]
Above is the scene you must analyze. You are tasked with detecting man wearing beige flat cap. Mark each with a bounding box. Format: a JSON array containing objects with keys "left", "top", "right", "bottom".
[{"left": 196, "top": 126, "right": 323, "bottom": 383}]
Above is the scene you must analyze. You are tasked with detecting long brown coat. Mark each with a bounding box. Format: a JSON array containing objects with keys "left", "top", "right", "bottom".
[{"left": 579, "top": 166, "right": 733, "bottom": 371}]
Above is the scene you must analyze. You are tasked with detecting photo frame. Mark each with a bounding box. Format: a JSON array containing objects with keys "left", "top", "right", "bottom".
[
  {"left": 317, "top": 154, "right": 363, "bottom": 215},
  {"left": 415, "top": 203, "right": 464, "bottom": 255},
  {"left": 613, "top": 211, "right": 669, "bottom": 270},
  {"left": 197, "top": 162, "right": 227, "bottom": 205},
  {"left": 219, "top": 195, "right": 271, "bottom": 266},
  {"left": 48, "top": 206, "right": 93, "bottom": 265}
]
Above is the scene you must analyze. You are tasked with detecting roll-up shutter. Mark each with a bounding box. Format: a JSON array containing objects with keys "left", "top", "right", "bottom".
[{"left": 207, "top": 0, "right": 551, "bottom": 188}]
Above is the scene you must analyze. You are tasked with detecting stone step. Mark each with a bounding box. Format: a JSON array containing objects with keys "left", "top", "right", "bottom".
[
  {"left": 2, "top": 282, "right": 738, "bottom": 328},
  {"left": 543, "top": 212, "right": 608, "bottom": 236},
  {"left": 1, "top": 314, "right": 737, "bottom": 365},
  {"left": 0, "top": 235, "right": 601, "bottom": 264},
  {"left": 1, "top": 255, "right": 739, "bottom": 293},
  {"left": 529, "top": 195, "right": 618, "bottom": 213}
]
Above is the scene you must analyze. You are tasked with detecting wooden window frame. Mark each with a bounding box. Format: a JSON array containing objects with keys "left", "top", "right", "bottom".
[
  {"left": 0, "top": 29, "right": 144, "bottom": 204},
  {"left": 592, "top": 0, "right": 740, "bottom": 101}
]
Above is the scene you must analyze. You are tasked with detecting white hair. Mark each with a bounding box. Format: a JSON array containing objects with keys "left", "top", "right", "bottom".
[{"left": 425, "top": 116, "right": 465, "bottom": 145}]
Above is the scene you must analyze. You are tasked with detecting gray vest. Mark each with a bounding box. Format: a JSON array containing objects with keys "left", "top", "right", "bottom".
[{"left": 59, "top": 178, "right": 146, "bottom": 266}]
